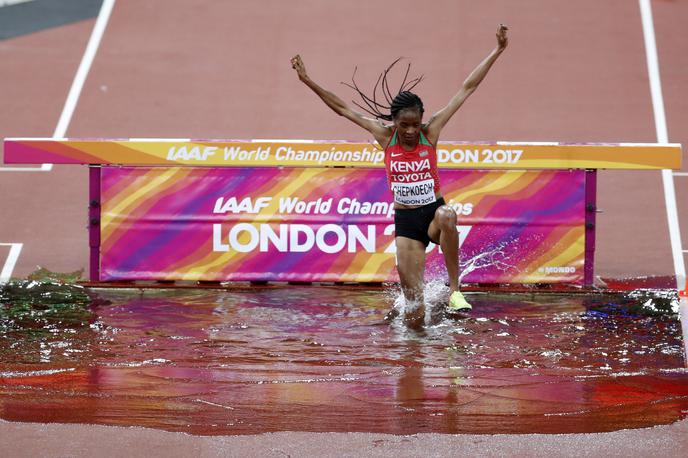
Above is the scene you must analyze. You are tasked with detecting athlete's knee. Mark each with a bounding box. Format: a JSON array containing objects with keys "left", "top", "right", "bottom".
[{"left": 435, "top": 205, "right": 458, "bottom": 230}]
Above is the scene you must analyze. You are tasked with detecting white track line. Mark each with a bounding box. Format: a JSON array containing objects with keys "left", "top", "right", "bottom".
[
  {"left": 52, "top": 0, "right": 115, "bottom": 141},
  {"left": 0, "top": 1, "right": 115, "bottom": 280},
  {"left": 0, "top": 165, "right": 51, "bottom": 172},
  {"left": 0, "top": 0, "right": 116, "bottom": 172},
  {"left": 0, "top": 0, "right": 35, "bottom": 7},
  {"left": 0, "top": 243, "right": 23, "bottom": 284},
  {"left": 639, "top": 0, "right": 686, "bottom": 291}
]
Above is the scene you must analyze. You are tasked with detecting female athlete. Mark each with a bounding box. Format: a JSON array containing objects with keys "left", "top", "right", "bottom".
[{"left": 291, "top": 25, "right": 508, "bottom": 326}]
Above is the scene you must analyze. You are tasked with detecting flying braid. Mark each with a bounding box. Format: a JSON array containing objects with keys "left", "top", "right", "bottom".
[{"left": 341, "top": 58, "right": 424, "bottom": 121}]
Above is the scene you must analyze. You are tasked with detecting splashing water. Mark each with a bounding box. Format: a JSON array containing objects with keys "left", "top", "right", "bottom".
[
  {"left": 0, "top": 283, "right": 686, "bottom": 435},
  {"left": 460, "top": 231, "right": 548, "bottom": 281},
  {"left": 390, "top": 238, "right": 525, "bottom": 322},
  {"left": 459, "top": 240, "right": 522, "bottom": 281},
  {"left": 386, "top": 279, "right": 452, "bottom": 324}
]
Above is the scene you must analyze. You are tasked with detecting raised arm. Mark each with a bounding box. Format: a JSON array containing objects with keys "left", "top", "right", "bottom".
[
  {"left": 291, "top": 55, "right": 392, "bottom": 147},
  {"left": 424, "top": 25, "right": 508, "bottom": 146}
]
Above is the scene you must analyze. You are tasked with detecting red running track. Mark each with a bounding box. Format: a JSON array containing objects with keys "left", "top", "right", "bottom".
[{"left": 0, "top": 0, "right": 687, "bottom": 283}]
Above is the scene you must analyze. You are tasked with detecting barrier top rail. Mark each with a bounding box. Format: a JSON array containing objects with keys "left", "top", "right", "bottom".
[{"left": 3, "top": 138, "right": 682, "bottom": 170}]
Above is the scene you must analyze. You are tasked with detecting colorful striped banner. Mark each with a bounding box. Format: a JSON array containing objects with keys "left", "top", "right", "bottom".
[{"left": 100, "top": 167, "right": 586, "bottom": 284}]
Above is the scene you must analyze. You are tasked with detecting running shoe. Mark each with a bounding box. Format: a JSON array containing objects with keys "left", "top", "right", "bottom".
[{"left": 447, "top": 290, "right": 472, "bottom": 312}]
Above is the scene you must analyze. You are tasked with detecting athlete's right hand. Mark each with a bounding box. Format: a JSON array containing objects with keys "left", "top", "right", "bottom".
[{"left": 291, "top": 55, "right": 308, "bottom": 81}]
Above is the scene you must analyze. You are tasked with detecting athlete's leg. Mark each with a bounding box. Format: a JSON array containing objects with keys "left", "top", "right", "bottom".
[
  {"left": 427, "top": 205, "right": 459, "bottom": 292},
  {"left": 428, "top": 205, "right": 472, "bottom": 312},
  {"left": 395, "top": 236, "right": 427, "bottom": 327}
]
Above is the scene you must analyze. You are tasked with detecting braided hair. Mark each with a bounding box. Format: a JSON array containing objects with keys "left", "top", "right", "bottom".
[
  {"left": 342, "top": 58, "right": 424, "bottom": 122},
  {"left": 389, "top": 91, "right": 424, "bottom": 120}
]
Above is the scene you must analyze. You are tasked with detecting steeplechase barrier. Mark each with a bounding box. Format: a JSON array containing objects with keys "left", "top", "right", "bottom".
[{"left": 3, "top": 138, "right": 682, "bottom": 286}]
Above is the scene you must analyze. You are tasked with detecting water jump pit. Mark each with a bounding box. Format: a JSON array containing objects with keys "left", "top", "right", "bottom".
[{"left": 1, "top": 280, "right": 686, "bottom": 435}]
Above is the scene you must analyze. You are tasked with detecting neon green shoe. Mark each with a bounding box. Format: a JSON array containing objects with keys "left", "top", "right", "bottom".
[{"left": 447, "top": 290, "right": 472, "bottom": 313}]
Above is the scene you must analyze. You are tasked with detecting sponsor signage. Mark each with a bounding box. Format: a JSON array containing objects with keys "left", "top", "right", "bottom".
[
  {"left": 4, "top": 138, "right": 682, "bottom": 170},
  {"left": 100, "top": 167, "right": 586, "bottom": 284}
]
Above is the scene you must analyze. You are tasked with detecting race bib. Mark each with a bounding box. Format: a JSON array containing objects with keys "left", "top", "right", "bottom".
[{"left": 391, "top": 179, "right": 435, "bottom": 206}]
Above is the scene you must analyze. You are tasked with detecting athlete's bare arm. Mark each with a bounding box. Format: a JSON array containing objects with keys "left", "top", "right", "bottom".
[
  {"left": 424, "top": 25, "right": 508, "bottom": 146},
  {"left": 291, "top": 54, "right": 392, "bottom": 147}
]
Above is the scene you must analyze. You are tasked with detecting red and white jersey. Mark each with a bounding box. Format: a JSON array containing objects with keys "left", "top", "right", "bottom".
[{"left": 384, "top": 130, "right": 441, "bottom": 206}]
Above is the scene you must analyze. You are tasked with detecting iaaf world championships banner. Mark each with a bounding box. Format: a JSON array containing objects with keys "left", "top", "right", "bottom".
[
  {"left": 100, "top": 167, "right": 586, "bottom": 284},
  {"left": 4, "top": 138, "right": 682, "bottom": 169}
]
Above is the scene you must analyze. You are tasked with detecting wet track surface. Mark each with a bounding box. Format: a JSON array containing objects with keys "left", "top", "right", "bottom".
[{"left": 1, "top": 285, "right": 687, "bottom": 435}]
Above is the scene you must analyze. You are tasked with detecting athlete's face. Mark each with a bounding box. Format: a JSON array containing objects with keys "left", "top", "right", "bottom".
[{"left": 394, "top": 108, "right": 422, "bottom": 148}]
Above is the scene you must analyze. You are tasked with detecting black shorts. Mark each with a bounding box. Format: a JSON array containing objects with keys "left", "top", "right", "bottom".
[{"left": 393, "top": 198, "right": 446, "bottom": 247}]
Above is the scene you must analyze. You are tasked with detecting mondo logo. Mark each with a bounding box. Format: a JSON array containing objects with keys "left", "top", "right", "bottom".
[{"left": 539, "top": 266, "right": 576, "bottom": 274}]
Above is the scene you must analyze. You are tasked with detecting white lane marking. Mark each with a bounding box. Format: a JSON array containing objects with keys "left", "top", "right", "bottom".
[
  {"left": 618, "top": 141, "right": 679, "bottom": 147},
  {"left": 0, "top": 0, "right": 35, "bottom": 7},
  {"left": 0, "top": 0, "right": 116, "bottom": 172},
  {"left": 0, "top": 165, "right": 51, "bottom": 172},
  {"left": 52, "top": 0, "right": 116, "bottom": 141},
  {"left": 0, "top": 243, "right": 23, "bottom": 284},
  {"left": 673, "top": 172, "right": 688, "bottom": 176},
  {"left": 639, "top": 0, "right": 686, "bottom": 291}
]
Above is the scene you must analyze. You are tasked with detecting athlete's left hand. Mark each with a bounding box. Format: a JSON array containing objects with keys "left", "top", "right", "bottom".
[{"left": 496, "top": 24, "right": 508, "bottom": 50}]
